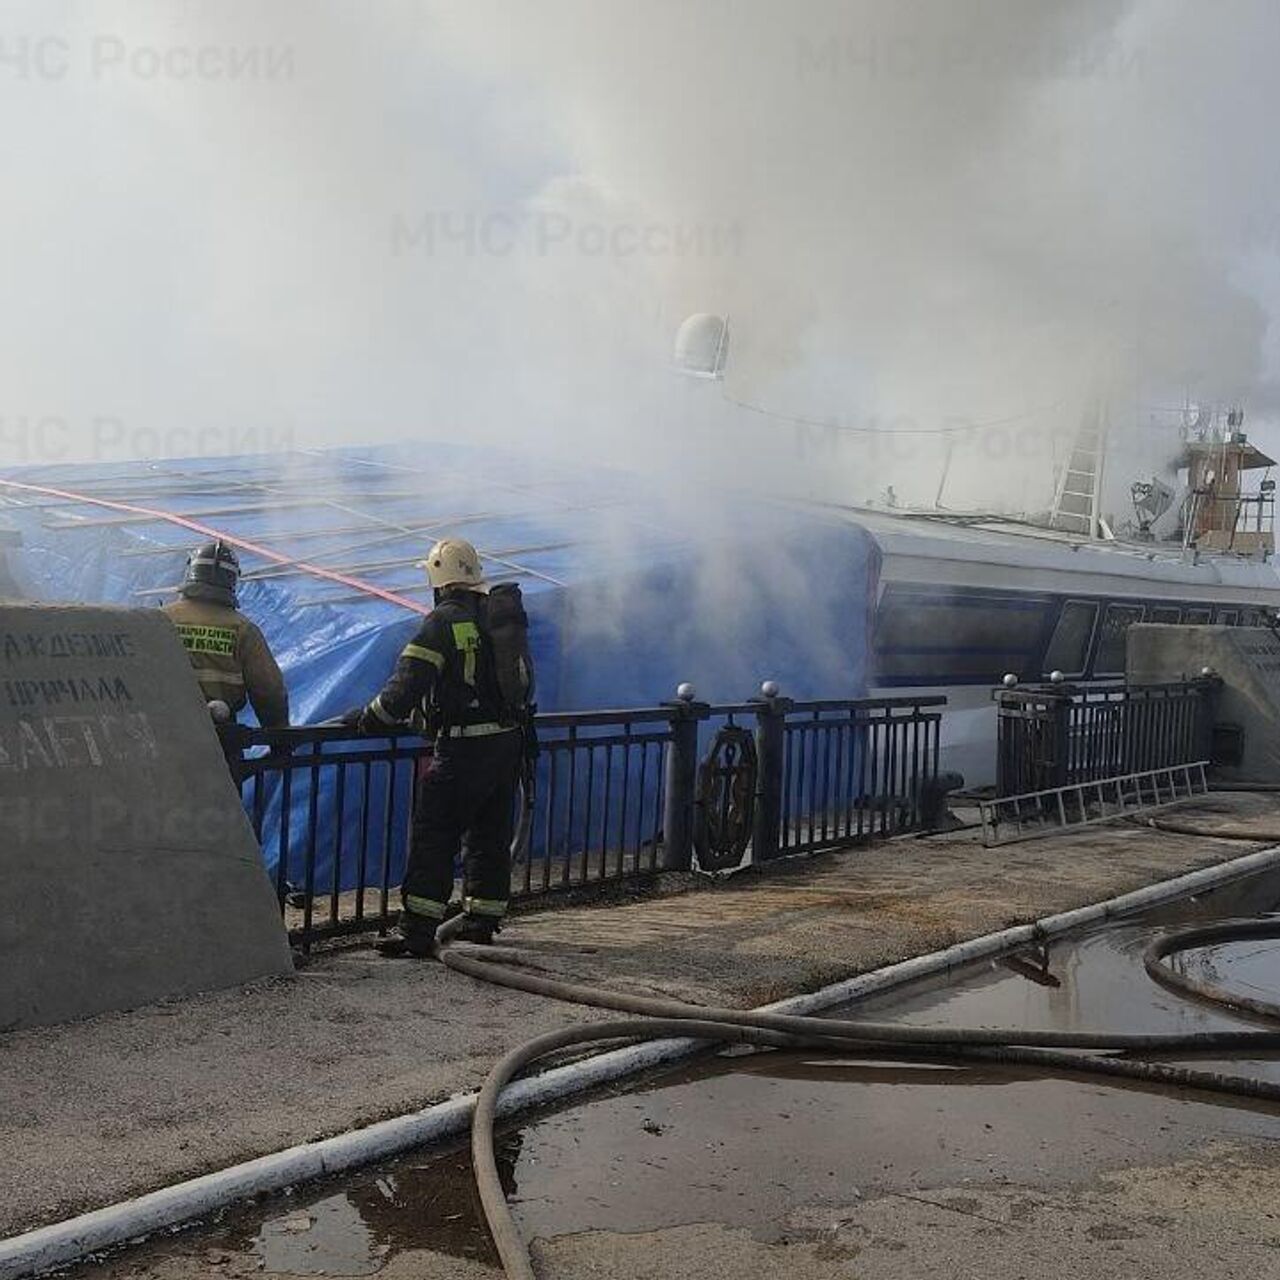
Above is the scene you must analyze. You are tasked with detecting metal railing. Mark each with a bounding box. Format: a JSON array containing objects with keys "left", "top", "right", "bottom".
[
  {"left": 773, "top": 697, "right": 943, "bottom": 856},
  {"left": 517, "top": 705, "right": 678, "bottom": 895},
  {"left": 995, "top": 678, "right": 1217, "bottom": 798},
  {"left": 220, "top": 687, "right": 946, "bottom": 951}
]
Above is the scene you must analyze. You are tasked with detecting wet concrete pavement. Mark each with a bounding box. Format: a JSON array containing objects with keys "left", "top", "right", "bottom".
[
  {"left": 74, "top": 865, "right": 1280, "bottom": 1279},
  {"left": 10, "top": 794, "right": 1279, "bottom": 1240},
  {"left": 848, "top": 867, "right": 1280, "bottom": 1079}
]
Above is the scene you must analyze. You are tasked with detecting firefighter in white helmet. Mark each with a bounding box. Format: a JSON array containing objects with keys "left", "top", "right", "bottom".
[{"left": 347, "top": 537, "right": 534, "bottom": 955}]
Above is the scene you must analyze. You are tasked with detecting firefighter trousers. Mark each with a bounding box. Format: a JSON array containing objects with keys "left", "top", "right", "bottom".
[{"left": 401, "top": 729, "right": 521, "bottom": 924}]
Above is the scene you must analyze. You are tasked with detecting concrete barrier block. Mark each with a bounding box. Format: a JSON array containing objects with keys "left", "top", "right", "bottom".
[
  {"left": 0, "top": 605, "right": 293, "bottom": 1032},
  {"left": 1128, "top": 623, "right": 1280, "bottom": 785}
]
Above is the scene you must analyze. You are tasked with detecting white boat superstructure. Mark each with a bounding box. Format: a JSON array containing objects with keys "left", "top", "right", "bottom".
[
  {"left": 836, "top": 413, "right": 1280, "bottom": 783},
  {"left": 673, "top": 315, "right": 1280, "bottom": 781}
]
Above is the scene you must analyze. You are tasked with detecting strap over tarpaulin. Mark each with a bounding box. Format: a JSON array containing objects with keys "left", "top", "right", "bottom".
[{"left": 0, "top": 476, "right": 431, "bottom": 615}]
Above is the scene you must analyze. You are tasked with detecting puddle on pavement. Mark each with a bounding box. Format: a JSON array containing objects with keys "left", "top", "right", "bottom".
[
  {"left": 85, "top": 868, "right": 1280, "bottom": 1278},
  {"left": 1171, "top": 937, "right": 1280, "bottom": 1007},
  {"left": 232, "top": 1151, "right": 504, "bottom": 1272},
  {"left": 840, "top": 867, "right": 1280, "bottom": 1073}
]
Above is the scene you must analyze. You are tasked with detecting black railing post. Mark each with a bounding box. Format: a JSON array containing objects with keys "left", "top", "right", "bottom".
[
  {"left": 661, "top": 683, "right": 710, "bottom": 871},
  {"left": 1048, "top": 689, "right": 1072, "bottom": 790},
  {"left": 994, "top": 689, "right": 1013, "bottom": 795},
  {"left": 215, "top": 720, "right": 252, "bottom": 790},
  {"left": 750, "top": 680, "right": 793, "bottom": 864},
  {"left": 1192, "top": 669, "right": 1222, "bottom": 763}
]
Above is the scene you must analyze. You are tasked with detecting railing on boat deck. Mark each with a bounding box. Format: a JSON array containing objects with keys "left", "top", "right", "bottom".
[{"left": 220, "top": 688, "right": 946, "bottom": 952}]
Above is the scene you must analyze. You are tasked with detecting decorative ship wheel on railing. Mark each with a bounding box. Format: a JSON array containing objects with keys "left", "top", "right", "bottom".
[{"left": 694, "top": 718, "right": 758, "bottom": 872}]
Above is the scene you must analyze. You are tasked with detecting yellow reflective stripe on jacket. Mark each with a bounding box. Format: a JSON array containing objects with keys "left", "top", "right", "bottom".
[
  {"left": 463, "top": 895, "right": 508, "bottom": 918},
  {"left": 443, "top": 722, "right": 514, "bottom": 738},
  {"left": 174, "top": 623, "right": 238, "bottom": 656},
  {"left": 404, "top": 894, "right": 448, "bottom": 920},
  {"left": 401, "top": 642, "right": 445, "bottom": 670},
  {"left": 367, "top": 694, "right": 399, "bottom": 726},
  {"left": 193, "top": 667, "right": 245, "bottom": 687},
  {"left": 450, "top": 620, "right": 481, "bottom": 686}
]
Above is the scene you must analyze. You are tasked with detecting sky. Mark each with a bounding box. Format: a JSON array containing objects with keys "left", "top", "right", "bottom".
[{"left": 2, "top": 0, "right": 1280, "bottom": 522}]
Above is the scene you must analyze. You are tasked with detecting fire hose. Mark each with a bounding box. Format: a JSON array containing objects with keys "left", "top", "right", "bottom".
[
  {"left": 1145, "top": 918, "right": 1280, "bottom": 1022},
  {"left": 1143, "top": 792, "right": 1280, "bottom": 842},
  {"left": 433, "top": 914, "right": 1280, "bottom": 1280}
]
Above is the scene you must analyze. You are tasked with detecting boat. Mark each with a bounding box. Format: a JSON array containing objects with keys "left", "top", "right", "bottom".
[
  {"left": 843, "top": 465, "right": 1279, "bottom": 783},
  {"left": 675, "top": 314, "right": 1280, "bottom": 782}
]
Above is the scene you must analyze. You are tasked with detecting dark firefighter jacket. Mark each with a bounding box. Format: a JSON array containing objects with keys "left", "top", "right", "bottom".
[
  {"left": 163, "top": 596, "right": 290, "bottom": 727},
  {"left": 363, "top": 589, "right": 506, "bottom": 734}
]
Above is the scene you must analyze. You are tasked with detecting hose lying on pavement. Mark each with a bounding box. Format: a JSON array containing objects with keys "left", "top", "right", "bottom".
[
  {"left": 434, "top": 916, "right": 1280, "bottom": 1280},
  {"left": 1145, "top": 919, "right": 1280, "bottom": 1022},
  {"left": 1143, "top": 816, "right": 1280, "bottom": 841},
  {"left": 1144, "top": 794, "right": 1280, "bottom": 842}
]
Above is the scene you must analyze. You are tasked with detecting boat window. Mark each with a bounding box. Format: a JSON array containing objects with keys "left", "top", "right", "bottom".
[
  {"left": 874, "top": 591, "right": 1050, "bottom": 683},
  {"left": 1239, "top": 609, "right": 1261, "bottom": 627},
  {"left": 1217, "top": 609, "right": 1239, "bottom": 626},
  {"left": 1148, "top": 606, "right": 1182, "bottom": 624},
  {"left": 1094, "top": 603, "right": 1145, "bottom": 674},
  {"left": 1043, "top": 600, "right": 1097, "bottom": 676},
  {"left": 1184, "top": 607, "right": 1212, "bottom": 625}
]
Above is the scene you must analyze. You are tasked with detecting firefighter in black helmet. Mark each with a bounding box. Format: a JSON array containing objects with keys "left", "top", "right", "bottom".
[
  {"left": 347, "top": 537, "right": 527, "bottom": 955},
  {"left": 163, "top": 540, "right": 289, "bottom": 730}
]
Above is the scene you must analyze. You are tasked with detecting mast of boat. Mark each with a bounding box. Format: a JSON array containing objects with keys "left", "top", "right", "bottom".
[{"left": 1178, "top": 406, "right": 1276, "bottom": 559}]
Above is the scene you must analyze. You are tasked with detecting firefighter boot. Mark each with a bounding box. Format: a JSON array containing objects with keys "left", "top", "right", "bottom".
[
  {"left": 375, "top": 912, "right": 438, "bottom": 958},
  {"left": 452, "top": 913, "right": 501, "bottom": 945}
]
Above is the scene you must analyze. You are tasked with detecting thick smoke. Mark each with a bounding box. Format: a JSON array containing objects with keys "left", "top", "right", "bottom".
[
  {"left": 2, "top": 0, "right": 1279, "bottom": 524},
  {"left": 432, "top": 0, "right": 1280, "bottom": 513}
]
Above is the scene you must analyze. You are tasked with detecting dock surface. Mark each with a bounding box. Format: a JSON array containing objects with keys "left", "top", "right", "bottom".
[{"left": 4, "top": 792, "right": 1279, "bottom": 1251}]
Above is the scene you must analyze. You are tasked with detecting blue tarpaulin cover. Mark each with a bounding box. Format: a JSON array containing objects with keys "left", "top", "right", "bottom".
[{"left": 0, "top": 444, "right": 878, "bottom": 886}]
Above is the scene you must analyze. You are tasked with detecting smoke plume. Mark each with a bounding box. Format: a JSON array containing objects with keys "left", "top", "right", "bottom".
[{"left": 2, "top": 1, "right": 1279, "bottom": 521}]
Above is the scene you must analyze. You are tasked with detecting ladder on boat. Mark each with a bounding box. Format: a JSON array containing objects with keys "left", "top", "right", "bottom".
[{"left": 1049, "top": 405, "right": 1109, "bottom": 538}]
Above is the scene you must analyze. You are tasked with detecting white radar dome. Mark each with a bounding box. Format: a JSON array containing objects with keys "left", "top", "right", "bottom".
[{"left": 673, "top": 313, "right": 729, "bottom": 379}]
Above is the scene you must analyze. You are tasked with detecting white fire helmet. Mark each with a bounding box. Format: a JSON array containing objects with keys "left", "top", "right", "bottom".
[{"left": 422, "top": 537, "right": 486, "bottom": 591}]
